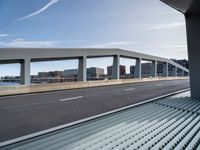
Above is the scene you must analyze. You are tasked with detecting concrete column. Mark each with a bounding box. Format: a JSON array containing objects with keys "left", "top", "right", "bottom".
[
  {"left": 151, "top": 60, "right": 157, "bottom": 77},
  {"left": 20, "top": 58, "right": 31, "bottom": 85},
  {"left": 162, "top": 62, "right": 168, "bottom": 77},
  {"left": 172, "top": 66, "right": 177, "bottom": 76},
  {"left": 78, "top": 56, "right": 87, "bottom": 82},
  {"left": 112, "top": 55, "right": 120, "bottom": 79},
  {"left": 186, "top": 16, "right": 200, "bottom": 98},
  {"left": 179, "top": 70, "right": 184, "bottom": 76},
  {"left": 135, "top": 58, "right": 141, "bottom": 78}
]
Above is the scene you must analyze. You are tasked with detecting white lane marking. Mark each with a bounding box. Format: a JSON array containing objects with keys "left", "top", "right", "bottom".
[
  {"left": 59, "top": 96, "right": 83, "bottom": 102},
  {"left": 156, "top": 84, "right": 163, "bottom": 86},
  {"left": 124, "top": 88, "right": 136, "bottom": 91}
]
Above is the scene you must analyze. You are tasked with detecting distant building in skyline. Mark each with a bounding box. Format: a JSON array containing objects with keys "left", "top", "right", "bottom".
[
  {"left": 107, "top": 65, "right": 126, "bottom": 77},
  {"left": 64, "top": 69, "right": 78, "bottom": 82},
  {"left": 38, "top": 71, "right": 64, "bottom": 78},
  {"left": 87, "top": 67, "right": 104, "bottom": 80},
  {"left": 120, "top": 65, "right": 126, "bottom": 76},
  {"left": 157, "top": 63, "right": 163, "bottom": 76},
  {"left": 130, "top": 63, "right": 152, "bottom": 78},
  {"left": 130, "top": 66, "right": 135, "bottom": 76},
  {"left": 171, "top": 59, "right": 189, "bottom": 69},
  {"left": 32, "top": 71, "right": 65, "bottom": 83},
  {"left": 141, "top": 63, "right": 152, "bottom": 78}
]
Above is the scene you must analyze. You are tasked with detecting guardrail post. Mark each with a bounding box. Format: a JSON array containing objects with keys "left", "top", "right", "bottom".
[
  {"left": 20, "top": 58, "right": 31, "bottom": 85},
  {"left": 162, "top": 62, "right": 168, "bottom": 77},
  {"left": 135, "top": 58, "right": 141, "bottom": 78},
  {"left": 78, "top": 56, "right": 87, "bottom": 82},
  {"left": 112, "top": 55, "right": 120, "bottom": 79},
  {"left": 151, "top": 60, "right": 157, "bottom": 77}
]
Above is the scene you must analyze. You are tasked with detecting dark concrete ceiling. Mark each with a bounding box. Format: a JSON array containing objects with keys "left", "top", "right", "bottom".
[{"left": 160, "top": 0, "right": 200, "bottom": 15}]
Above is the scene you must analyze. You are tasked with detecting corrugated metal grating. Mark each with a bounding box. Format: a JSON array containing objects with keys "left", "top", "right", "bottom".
[{"left": 2, "top": 91, "right": 200, "bottom": 150}]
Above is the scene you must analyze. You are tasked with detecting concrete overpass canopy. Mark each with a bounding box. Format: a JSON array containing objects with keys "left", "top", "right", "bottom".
[
  {"left": 161, "top": 0, "right": 193, "bottom": 14},
  {"left": 161, "top": 0, "right": 200, "bottom": 99},
  {"left": 0, "top": 48, "right": 188, "bottom": 85},
  {"left": 161, "top": 0, "right": 200, "bottom": 15}
]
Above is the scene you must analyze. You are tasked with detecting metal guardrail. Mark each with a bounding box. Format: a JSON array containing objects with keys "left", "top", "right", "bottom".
[{"left": 2, "top": 89, "right": 200, "bottom": 150}]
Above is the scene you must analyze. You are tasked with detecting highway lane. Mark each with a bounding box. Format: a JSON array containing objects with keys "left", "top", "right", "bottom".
[{"left": 0, "top": 79, "right": 189, "bottom": 142}]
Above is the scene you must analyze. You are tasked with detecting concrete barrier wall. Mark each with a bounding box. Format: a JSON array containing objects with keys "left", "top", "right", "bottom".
[{"left": 0, "top": 77, "right": 189, "bottom": 96}]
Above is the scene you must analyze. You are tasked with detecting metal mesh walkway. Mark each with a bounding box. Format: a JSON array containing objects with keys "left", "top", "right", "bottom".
[{"left": 2, "top": 91, "right": 200, "bottom": 150}]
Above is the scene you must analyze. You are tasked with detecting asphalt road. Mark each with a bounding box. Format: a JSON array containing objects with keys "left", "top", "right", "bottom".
[{"left": 0, "top": 79, "right": 189, "bottom": 142}]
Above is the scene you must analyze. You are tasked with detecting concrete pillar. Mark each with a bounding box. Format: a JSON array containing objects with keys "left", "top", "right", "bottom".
[
  {"left": 162, "top": 62, "right": 168, "bottom": 77},
  {"left": 179, "top": 70, "right": 184, "bottom": 76},
  {"left": 172, "top": 66, "right": 177, "bottom": 76},
  {"left": 20, "top": 58, "right": 31, "bottom": 85},
  {"left": 186, "top": 16, "right": 200, "bottom": 98},
  {"left": 151, "top": 60, "right": 157, "bottom": 77},
  {"left": 78, "top": 56, "right": 87, "bottom": 82},
  {"left": 112, "top": 55, "right": 120, "bottom": 79},
  {"left": 135, "top": 58, "right": 141, "bottom": 78}
]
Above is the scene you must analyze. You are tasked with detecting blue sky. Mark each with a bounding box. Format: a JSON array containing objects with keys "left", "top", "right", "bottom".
[{"left": 0, "top": 0, "right": 187, "bottom": 77}]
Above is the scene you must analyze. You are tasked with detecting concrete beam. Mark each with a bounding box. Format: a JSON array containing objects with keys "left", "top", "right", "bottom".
[
  {"left": 77, "top": 56, "right": 87, "bottom": 82},
  {"left": 151, "top": 61, "right": 157, "bottom": 77},
  {"left": 135, "top": 58, "right": 141, "bottom": 78},
  {"left": 20, "top": 58, "right": 31, "bottom": 85},
  {"left": 111, "top": 55, "right": 120, "bottom": 79},
  {"left": 0, "top": 48, "right": 189, "bottom": 73}
]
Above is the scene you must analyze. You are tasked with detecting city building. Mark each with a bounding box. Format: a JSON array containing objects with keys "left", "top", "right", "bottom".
[
  {"left": 107, "top": 65, "right": 126, "bottom": 77},
  {"left": 171, "top": 59, "right": 189, "bottom": 69},
  {"left": 38, "top": 71, "right": 64, "bottom": 78},
  {"left": 141, "top": 63, "right": 152, "bottom": 78},
  {"left": 34, "top": 71, "right": 64, "bottom": 83},
  {"left": 130, "top": 66, "right": 135, "bottom": 76},
  {"left": 157, "top": 63, "right": 163, "bottom": 76},
  {"left": 130, "top": 63, "right": 152, "bottom": 78},
  {"left": 87, "top": 67, "right": 104, "bottom": 80},
  {"left": 107, "top": 66, "right": 112, "bottom": 77},
  {"left": 120, "top": 65, "right": 126, "bottom": 76},
  {"left": 64, "top": 69, "right": 78, "bottom": 82}
]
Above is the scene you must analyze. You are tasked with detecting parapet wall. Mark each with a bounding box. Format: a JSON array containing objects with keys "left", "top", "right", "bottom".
[{"left": 0, "top": 77, "right": 189, "bottom": 96}]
